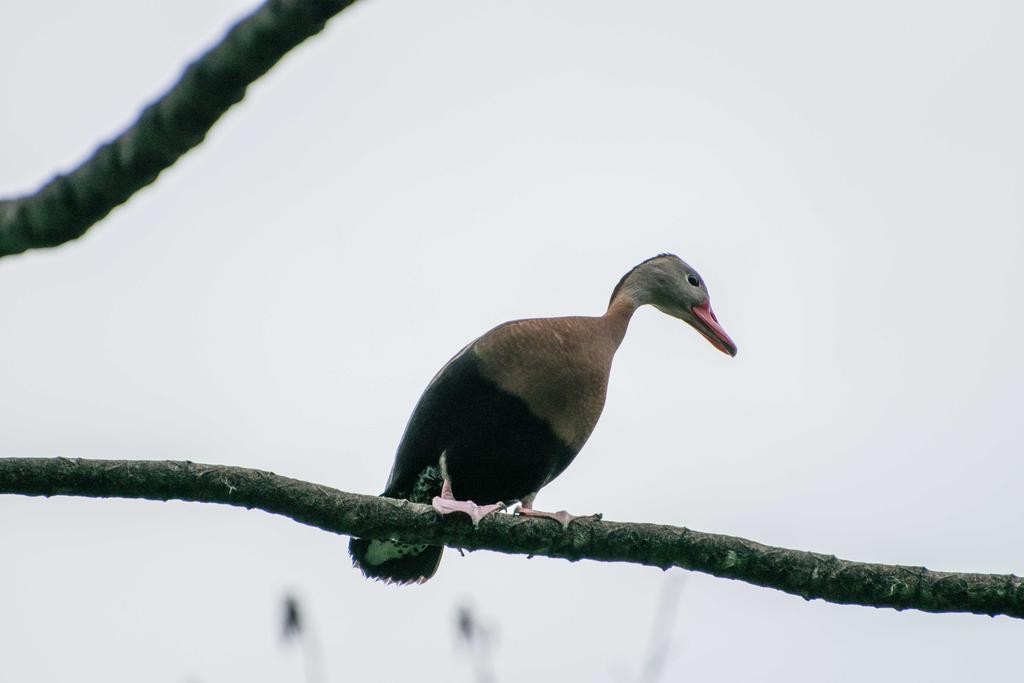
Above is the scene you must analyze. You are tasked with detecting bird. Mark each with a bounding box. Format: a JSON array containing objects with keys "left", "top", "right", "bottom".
[{"left": 349, "top": 253, "right": 736, "bottom": 584}]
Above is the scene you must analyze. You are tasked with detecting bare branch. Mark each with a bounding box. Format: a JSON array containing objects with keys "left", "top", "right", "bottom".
[
  {"left": 1, "top": 457, "right": 1021, "bottom": 619},
  {"left": 0, "top": 0, "right": 357, "bottom": 258}
]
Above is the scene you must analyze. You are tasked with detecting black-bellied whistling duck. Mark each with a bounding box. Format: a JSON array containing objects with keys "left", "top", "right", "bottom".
[{"left": 349, "top": 254, "right": 736, "bottom": 584}]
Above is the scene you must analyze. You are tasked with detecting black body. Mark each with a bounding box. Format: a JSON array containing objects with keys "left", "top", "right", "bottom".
[
  {"left": 386, "top": 349, "right": 577, "bottom": 504},
  {"left": 349, "top": 348, "right": 577, "bottom": 583}
]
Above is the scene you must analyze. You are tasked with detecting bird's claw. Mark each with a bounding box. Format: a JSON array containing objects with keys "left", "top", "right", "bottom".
[
  {"left": 515, "top": 507, "right": 601, "bottom": 530},
  {"left": 432, "top": 496, "right": 506, "bottom": 527}
]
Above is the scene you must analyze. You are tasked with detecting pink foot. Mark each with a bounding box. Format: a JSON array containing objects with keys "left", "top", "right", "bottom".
[
  {"left": 432, "top": 496, "right": 506, "bottom": 527},
  {"left": 515, "top": 506, "right": 602, "bottom": 530}
]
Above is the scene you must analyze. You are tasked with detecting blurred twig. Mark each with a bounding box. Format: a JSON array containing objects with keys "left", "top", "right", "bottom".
[
  {"left": 282, "top": 593, "right": 325, "bottom": 683},
  {"left": 456, "top": 603, "right": 497, "bottom": 683},
  {"left": 638, "top": 574, "right": 687, "bottom": 683}
]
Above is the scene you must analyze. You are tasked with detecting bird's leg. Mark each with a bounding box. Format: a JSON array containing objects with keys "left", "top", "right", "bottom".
[
  {"left": 432, "top": 477, "right": 505, "bottom": 527},
  {"left": 514, "top": 493, "right": 600, "bottom": 530}
]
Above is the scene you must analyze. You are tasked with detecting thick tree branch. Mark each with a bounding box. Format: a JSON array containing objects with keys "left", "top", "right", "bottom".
[
  {"left": 0, "top": 0, "right": 357, "bottom": 258},
  {"left": 2, "top": 458, "right": 1021, "bottom": 619}
]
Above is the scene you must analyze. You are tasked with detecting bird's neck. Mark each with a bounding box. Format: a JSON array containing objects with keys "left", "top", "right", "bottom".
[{"left": 602, "top": 295, "right": 639, "bottom": 347}]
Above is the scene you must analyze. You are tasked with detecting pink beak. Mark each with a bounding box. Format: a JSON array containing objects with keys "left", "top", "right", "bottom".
[{"left": 691, "top": 301, "right": 737, "bottom": 357}]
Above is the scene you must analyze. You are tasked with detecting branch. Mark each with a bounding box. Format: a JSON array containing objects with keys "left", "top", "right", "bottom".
[
  {"left": 0, "top": 0, "right": 357, "bottom": 258},
  {"left": 1, "top": 457, "right": 1021, "bottom": 619}
]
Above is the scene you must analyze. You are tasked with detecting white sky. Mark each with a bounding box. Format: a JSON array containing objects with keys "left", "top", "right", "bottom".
[{"left": 1, "top": 1, "right": 1022, "bottom": 681}]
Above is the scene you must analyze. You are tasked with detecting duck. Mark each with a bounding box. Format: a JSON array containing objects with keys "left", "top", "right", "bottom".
[{"left": 349, "top": 253, "right": 736, "bottom": 584}]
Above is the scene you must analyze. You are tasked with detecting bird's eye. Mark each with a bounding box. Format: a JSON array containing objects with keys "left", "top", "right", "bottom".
[{"left": 686, "top": 274, "right": 700, "bottom": 287}]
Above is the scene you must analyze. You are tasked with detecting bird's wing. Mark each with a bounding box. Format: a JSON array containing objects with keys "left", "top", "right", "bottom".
[{"left": 381, "top": 341, "right": 477, "bottom": 498}]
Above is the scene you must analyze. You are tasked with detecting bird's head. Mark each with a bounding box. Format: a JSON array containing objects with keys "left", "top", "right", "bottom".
[{"left": 610, "top": 253, "right": 737, "bottom": 356}]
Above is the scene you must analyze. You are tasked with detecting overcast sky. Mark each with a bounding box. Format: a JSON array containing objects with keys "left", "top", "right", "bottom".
[{"left": 2, "top": 1, "right": 1023, "bottom": 681}]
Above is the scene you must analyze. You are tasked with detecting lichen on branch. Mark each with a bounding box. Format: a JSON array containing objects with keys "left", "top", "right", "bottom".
[{"left": 1, "top": 457, "right": 1021, "bottom": 619}]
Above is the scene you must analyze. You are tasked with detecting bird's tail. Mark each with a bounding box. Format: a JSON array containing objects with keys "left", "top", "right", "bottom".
[
  {"left": 349, "top": 537, "right": 443, "bottom": 585},
  {"left": 351, "top": 468, "right": 444, "bottom": 584}
]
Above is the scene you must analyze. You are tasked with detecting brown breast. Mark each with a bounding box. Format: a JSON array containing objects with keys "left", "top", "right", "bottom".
[{"left": 472, "top": 315, "right": 622, "bottom": 451}]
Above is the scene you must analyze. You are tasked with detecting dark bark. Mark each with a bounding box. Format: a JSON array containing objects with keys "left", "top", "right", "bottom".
[
  {"left": 0, "top": 0, "right": 357, "bottom": 258},
  {"left": 1, "top": 457, "right": 1021, "bottom": 619}
]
